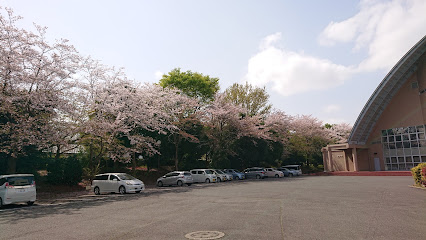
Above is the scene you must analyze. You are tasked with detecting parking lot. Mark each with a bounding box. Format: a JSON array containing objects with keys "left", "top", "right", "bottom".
[{"left": 1, "top": 176, "right": 425, "bottom": 240}]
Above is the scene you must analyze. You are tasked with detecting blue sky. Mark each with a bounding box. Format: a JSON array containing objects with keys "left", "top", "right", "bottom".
[{"left": 2, "top": 0, "right": 426, "bottom": 124}]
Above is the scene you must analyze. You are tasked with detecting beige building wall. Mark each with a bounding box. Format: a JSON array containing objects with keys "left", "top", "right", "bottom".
[
  {"left": 365, "top": 53, "right": 426, "bottom": 170},
  {"left": 323, "top": 52, "right": 426, "bottom": 171}
]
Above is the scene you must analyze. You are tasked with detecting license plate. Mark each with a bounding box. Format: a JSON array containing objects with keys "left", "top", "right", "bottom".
[{"left": 18, "top": 189, "right": 26, "bottom": 193}]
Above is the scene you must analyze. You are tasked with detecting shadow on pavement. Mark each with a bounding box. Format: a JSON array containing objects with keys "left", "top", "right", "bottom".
[{"left": 0, "top": 175, "right": 308, "bottom": 224}]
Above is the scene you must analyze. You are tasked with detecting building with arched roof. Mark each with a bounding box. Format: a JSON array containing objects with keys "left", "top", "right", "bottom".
[{"left": 322, "top": 35, "right": 426, "bottom": 172}]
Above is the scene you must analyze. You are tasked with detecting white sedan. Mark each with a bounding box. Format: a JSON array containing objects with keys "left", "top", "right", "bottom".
[{"left": 264, "top": 168, "right": 284, "bottom": 178}]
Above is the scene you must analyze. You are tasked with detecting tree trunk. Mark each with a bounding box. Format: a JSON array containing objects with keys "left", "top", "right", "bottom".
[
  {"left": 7, "top": 156, "right": 17, "bottom": 174},
  {"left": 132, "top": 152, "right": 136, "bottom": 175},
  {"left": 55, "top": 144, "right": 61, "bottom": 161},
  {"left": 174, "top": 135, "right": 179, "bottom": 171}
]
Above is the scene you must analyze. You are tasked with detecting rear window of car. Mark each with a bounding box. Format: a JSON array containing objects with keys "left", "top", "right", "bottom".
[
  {"left": 6, "top": 176, "right": 34, "bottom": 186},
  {"left": 184, "top": 172, "right": 191, "bottom": 176}
]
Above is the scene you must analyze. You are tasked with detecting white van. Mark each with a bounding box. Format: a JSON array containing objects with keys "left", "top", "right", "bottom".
[
  {"left": 91, "top": 173, "right": 145, "bottom": 195},
  {"left": 0, "top": 174, "right": 36, "bottom": 207},
  {"left": 190, "top": 169, "right": 217, "bottom": 183},
  {"left": 282, "top": 165, "right": 302, "bottom": 176}
]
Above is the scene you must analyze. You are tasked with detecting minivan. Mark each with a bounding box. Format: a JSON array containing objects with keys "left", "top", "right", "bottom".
[
  {"left": 91, "top": 173, "right": 145, "bottom": 195},
  {"left": 190, "top": 169, "right": 217, "bottom": 183},
  {"left": 0, "top": 174, "right": 36, "bottom": 207}
]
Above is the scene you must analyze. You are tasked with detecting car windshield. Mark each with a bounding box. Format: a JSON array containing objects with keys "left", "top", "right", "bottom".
[
  {"left": 216, "top": 170, "right": 224, "bottom": 174},
  {"left": 117, "top": 174, "right": 136, "bottom": 180},
  {"left": 6, "top": 176, "right": 34, "bottom": 186},
  {"left": 234, "top": 170, "right": 242, "bottom": 173}
]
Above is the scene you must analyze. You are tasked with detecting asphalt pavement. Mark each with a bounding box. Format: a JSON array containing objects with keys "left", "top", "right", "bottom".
[{"left": 0, "top": 176, "right": 425, "bottom": 240}]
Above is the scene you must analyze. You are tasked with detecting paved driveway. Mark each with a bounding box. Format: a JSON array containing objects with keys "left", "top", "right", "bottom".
[{"left": 0, "top": 176, "right": 425, "bottom": 240}]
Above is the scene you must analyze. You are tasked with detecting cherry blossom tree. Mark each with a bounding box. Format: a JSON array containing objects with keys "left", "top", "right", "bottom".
[
  {"left": 0, "top": 8, "right": 80, "bottom": 173},
  {"left": 76, "top": 58, "right": 199, "bottom": 175},
  {"left": 325, "top": 122, "right": 352, "bottom": 144}
]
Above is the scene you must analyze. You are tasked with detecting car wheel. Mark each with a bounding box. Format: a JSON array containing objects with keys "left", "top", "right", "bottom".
[
  {"left": 275, "top": 174, "right": 279, "bottom": 178},
  {"left": 157, "top": 181, "right": 163, "bottom": 187},
  {"left": 205, "top": 178, "right": 210, "bottom": 183},
  {"left": 119, "top": 186, "right": 126, "bottom": 194},
  {"left": 217, "top": 177, "right": 221, "bottom": 182},
  {"left": 289, "top": 173, "right": 293, "bottom": 177},
  {"left": 27, "top": 201, "right": 34, "bottom": 206},
  {"left": 256, "top": 175, "right": 261, "bottom": 179},
  {"left": 0, "top": 197, "right": 3, "bottom": 208},
  {"left": 177, "top": 180, "right": 183, "bottom": 187},
  {"left": 94, "top": 187, "right": 100, "bottom": 195}
]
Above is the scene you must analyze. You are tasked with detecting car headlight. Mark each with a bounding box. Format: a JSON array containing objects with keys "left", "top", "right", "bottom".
[{"left": 126, "top": 181, "right": 132, "bottom": 185}]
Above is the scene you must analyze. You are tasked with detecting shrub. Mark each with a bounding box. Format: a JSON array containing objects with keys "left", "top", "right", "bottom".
[
  {"left": 411, "top": 163, "right": 426, "bottom": 187},
  {"left": 47, "top": 155, "right": 83, "bottom": 186}
]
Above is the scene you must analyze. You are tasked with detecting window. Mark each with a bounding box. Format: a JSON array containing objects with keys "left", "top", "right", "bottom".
[
  {"left": 0, "top": 178, "right": 6, "bottom": 186},
  {"left": 383, "top": 125, "right": 426, "bottom": 170},
  {"left": 197, "top": 171, "right": 203, "bottom": 174},
  {"left": 6, "top": 176, "right": 34, "bottom": 186},
  {"left": 110, "top": 175, "right": 118, "bottom": 180},
  {"left": 95, "top": 175, "right": 108, "bottom": 180},
  {"left": 116, "top": 174, "right": 136, "bottom": 180},
  {"left": 191, "top": 171, "right": 197, "bottom": 174}
]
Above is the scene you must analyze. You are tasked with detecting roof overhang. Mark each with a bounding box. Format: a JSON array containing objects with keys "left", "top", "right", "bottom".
[{"left": 348, "top": 35, "right": 426, "bottom": 145}]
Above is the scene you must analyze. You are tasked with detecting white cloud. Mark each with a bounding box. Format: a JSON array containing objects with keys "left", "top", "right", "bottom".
[
  {"left": 324, "top": 118, "right": 350, "bottom": 125},
  {"left": 154, "top": 71, "right": 163, "bottom": 80},
  {"left": 324, "top": 104, "right": 341, "bottom": 113},
  {"left": 245, "top": 33, "right": 353, "bottom": 96},
  {"left": 319, "top": 0, "right": 426, "bottom": 72}
]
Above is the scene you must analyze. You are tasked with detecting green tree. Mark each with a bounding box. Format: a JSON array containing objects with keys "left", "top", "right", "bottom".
[
  {"left": 159, "top": 68, "right": 220, "bottom": 103},
  {"left": 224, "top": 82, "right": 272, "bottom": 117}
]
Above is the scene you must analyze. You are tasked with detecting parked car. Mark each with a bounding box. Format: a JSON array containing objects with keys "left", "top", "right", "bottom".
[
  {"left": 243, "top": 167, "right": 266, "bottom": 179},
  {"left": 0, "top": 174, "right": 36, "bottom": 207},
  {"left": 276, "top": 167, "right": 297, "bottom": 177},
  {"left": 223, "top": 169, "right": 245, "bottom": 180},
  {"left": 157, "top": 171, "right": 193, "bottom": 187},
  {"left": 264, "top": 168, "right": 284, "bottom": 178},
  {"left": 213, "top": 169, "right": 228, "bottom": 182},
  {"left": 91, "top": 173, "right": 145, "bottom": 195},
  {"left": 220, "top": 170, "right": 233, "bottom": 181},
  {"left": 282, "top": 165, "right": 302, "bottom": 176},
  {"left": 190, "top": 169, "right": 217, "bottom": 183}
]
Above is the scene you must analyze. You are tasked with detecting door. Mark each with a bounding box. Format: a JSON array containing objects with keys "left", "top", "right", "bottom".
[
  {"left": 162, "top": 173, "right": 173, "bottom": 185},
  {"left": 191, "top": 171, "right": 199, "bottom": 182},
  {"left": 374, "top": 158, "right": 381, "bottom": 171},
  {"left": 169, "top": 173, "right": 180, "bottom": 185}
]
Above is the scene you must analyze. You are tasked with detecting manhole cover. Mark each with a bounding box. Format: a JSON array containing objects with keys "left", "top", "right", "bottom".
[{"left": 185, "top": 231, "right": 225, "bottom": 240}]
